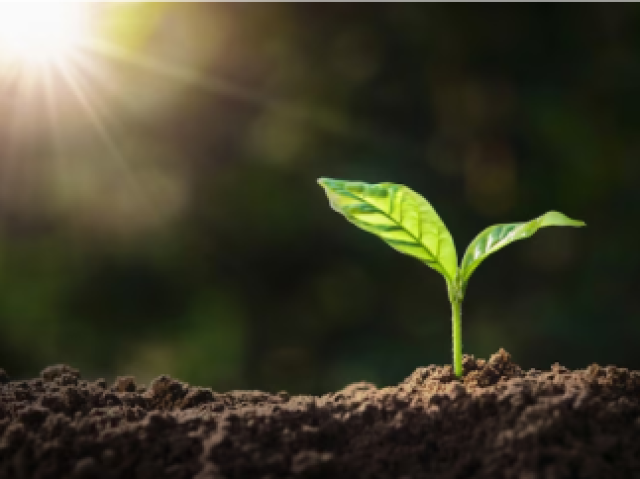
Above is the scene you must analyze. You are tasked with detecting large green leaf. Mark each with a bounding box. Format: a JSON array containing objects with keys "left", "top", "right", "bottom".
[
  {"left": 318, "top": 178, "right": 458, "bottom": 283},
  {"left": 459, "top": 211, "right": 585, "bottom": 289}
]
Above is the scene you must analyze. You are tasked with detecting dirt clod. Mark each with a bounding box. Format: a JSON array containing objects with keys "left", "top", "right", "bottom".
[
  {"left": 114, "top": 376, "right": 137, "bottom": 393},
  {"left": 2, "top": 350, "right": 640, "bottom": 478},
  {"left": 40, "top": 364, "right": 80, "bottom": 382}
]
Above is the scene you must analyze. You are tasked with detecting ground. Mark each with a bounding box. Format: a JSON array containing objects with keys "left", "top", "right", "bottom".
[{"left": 1, "top": 349, "right": 639, "bottom": 478}]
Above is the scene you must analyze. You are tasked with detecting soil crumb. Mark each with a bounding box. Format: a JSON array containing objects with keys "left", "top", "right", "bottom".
[{"left": 1, "top": 348, "right": 639, "bottom": 478}]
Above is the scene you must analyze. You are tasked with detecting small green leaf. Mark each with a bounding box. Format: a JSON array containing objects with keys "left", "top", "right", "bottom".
[
  {"left": 459, "top": 211, "right": 585, "bottom": 290},
  {"left": 318, "top": 178, "right": 458, "bottom": 283}
]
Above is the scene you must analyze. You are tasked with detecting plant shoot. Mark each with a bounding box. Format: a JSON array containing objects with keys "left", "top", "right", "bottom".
[{"left": 318, "top": 177, "right": 585, "bottom": 377}]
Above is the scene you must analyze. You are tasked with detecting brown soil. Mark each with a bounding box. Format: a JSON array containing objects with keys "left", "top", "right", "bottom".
[{"left": 1, "top": 349, "right": 640, "bottom": 479}]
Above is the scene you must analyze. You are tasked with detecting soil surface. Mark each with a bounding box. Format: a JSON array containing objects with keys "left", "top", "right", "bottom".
[{"left": 1, "top": 349, "right": 640, "bottom": 479}]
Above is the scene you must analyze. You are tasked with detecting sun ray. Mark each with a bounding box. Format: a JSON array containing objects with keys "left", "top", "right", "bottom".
[
  {"left": 0, "top": 2, "right": 92, "bottom": 217},
  {"left": 0, "top": 3, "right": 163, "bottom": 232},
  {"left": 0, "top": 66, "right": 43, "bottom": 214},
  {"left": 89, "top": 38, "right": 324, "bottom": 127},
  {"left": 54, "top": 61, "right": 153, "bottom": 216},
  {"left": 87, "top": 36, "right": 412, "bottom": 155}
]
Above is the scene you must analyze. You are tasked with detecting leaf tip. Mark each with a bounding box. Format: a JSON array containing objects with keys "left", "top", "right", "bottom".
[
  {"left": 317, "top": 177, "right": 336, "bottom": 189},
  {"left": 540, "top": 211, "right": 586, "bottom": 228}
]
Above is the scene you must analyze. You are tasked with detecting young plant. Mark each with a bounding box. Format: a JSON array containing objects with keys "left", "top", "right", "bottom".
[{"left": 318, "top": 178, "right": 585, "bottom": 377}]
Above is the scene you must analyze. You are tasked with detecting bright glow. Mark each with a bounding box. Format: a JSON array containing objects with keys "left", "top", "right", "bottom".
[{"left": 0, "top": 2, "right": 88, "bottom": 65}]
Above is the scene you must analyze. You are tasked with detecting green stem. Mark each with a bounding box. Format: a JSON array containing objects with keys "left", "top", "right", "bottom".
[{"left": 451, "top": 296, "right": 463, "bottom": 377}]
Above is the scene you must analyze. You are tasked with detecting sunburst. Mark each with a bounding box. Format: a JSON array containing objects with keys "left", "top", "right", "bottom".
[
  {"left": 0, "top": 2, "right": 153, "bottom": 233},
  {"left": 0, "top": 3, "right": 333, "bottom": 237},
  {"left": 0, "top": 2, "right": 88, "bottom": 67}
]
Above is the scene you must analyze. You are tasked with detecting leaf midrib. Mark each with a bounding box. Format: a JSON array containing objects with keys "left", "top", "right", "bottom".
[
  {"left": 462, "top": 221, "right": 532, "bottom": 278},
  {"left": 343, "top": 187, "right": 452, "bottom": 282}
]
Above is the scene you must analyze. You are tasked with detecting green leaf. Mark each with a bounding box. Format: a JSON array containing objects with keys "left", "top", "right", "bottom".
[
  {"left": 459, "top": 211, "right": 586, "bottom": 290},
  {"left": 318, "top": 178, "right": 458, "bottom": 283}
]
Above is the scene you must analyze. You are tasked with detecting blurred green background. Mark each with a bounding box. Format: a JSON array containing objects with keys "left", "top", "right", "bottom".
[{"left": 1, "top": 3, "right": 639, "bottom": 394}]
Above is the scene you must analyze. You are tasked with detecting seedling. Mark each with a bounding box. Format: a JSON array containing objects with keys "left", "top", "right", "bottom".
[{"left": 318, "top": 178, "right": 585, "bottom": 377}]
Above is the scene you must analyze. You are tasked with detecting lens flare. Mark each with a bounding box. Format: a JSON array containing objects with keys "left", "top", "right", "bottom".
[{"left": 0, "top": 2, "right": 87, "bottom": 65}]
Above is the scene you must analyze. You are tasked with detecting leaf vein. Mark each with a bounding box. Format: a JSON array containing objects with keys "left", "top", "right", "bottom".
[{"left": 347, "top": 188, "right": 444, "bottom": 270}]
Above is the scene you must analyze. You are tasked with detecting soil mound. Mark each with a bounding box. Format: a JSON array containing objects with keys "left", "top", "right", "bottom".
[{"left": 1, "top": 349, "right": 639, "bottom": 478}]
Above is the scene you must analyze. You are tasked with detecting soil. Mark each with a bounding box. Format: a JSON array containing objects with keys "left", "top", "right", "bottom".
[{"left": 1, "top": 349, "right": 640, "bottom": 479}]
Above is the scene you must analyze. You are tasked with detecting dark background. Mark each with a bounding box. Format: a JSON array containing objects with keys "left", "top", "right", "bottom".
[{"left": 1, "top": 3, "right": 639, "bottom": 394}]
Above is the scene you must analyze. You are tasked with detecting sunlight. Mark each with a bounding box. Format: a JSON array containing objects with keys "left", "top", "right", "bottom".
[
  {"left": 0, "top": 2, "right": 88, "bottom": 66},
  {"left": 0, "top": 3, "right": 229, "bottom": 238}
]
